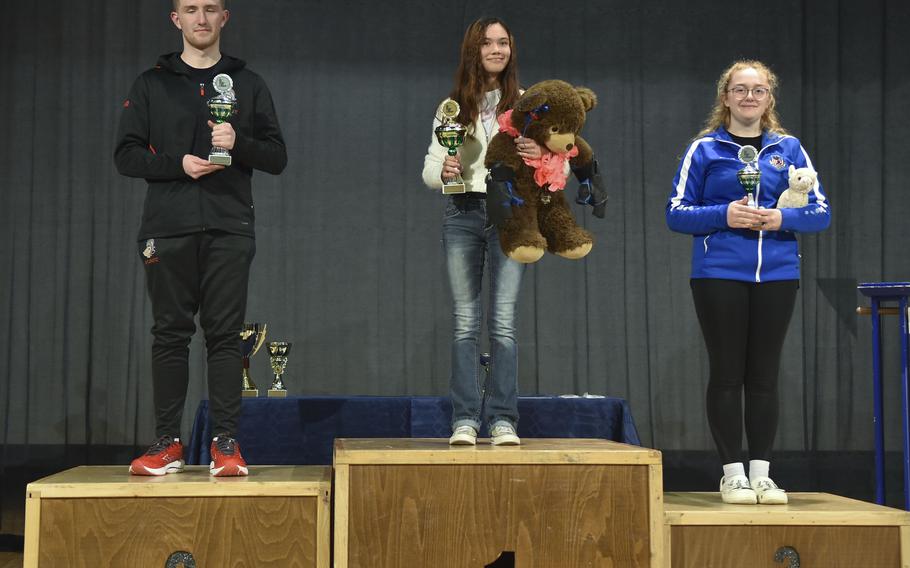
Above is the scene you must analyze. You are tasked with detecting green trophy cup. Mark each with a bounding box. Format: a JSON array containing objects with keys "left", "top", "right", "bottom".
[
  {"left": 239, "top": 323, "right": 267, "bottom": 397},
  {"left": 434, "top": 99, "right": 468, "bottom": 194},
  {"left": 207, "top": 73, "right": 237, "bottom": 166},
  {"left": 267, "top": 341, "right": 291, "bottom": 398},
  {"left": 736, "top": 145, "right": 761, "bottom": 208}
]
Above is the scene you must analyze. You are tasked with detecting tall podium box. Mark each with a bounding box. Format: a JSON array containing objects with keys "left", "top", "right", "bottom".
[
  {"left": 664, "top": 492, "right": 910, "bottom": 567},
  {"left": 334, "top": 438, "right": 664, "bottom": 567},
  {"left": 24, "top": 465, "right": 331, "bottom": 567}
]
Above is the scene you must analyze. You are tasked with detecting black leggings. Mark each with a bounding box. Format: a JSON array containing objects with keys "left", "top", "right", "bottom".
[{"left": 690, "top": 278, "right": 798, "bottom": 464}]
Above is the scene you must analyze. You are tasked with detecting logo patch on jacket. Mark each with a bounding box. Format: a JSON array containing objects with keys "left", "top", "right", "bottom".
[
  {"left": 768, "top": 154, "right": 786, "bottom": 170},
  {"left": 143, "top": 239, "right": 159, "bottom": 265}
]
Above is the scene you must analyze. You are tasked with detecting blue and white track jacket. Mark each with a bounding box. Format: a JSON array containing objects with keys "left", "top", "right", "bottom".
[{"left": 667, "top": 128, "right": 830, "bottom": 283}]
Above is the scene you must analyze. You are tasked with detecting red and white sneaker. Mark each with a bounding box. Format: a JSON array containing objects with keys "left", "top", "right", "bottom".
[
  {"left": 129, "top": 436, "right": 185, "bottom": 476},
  {"left": 210, "top": 436, "right": 249, "bottom": 477}
]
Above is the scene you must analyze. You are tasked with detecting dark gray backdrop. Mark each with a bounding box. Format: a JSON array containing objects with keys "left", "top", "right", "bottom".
[{"left": 2, "top": 0, "right": 910, "bottom": 526}]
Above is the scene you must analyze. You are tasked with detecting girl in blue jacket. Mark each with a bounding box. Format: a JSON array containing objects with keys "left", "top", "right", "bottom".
[{"left": 667, "top": 60, "right": 830, "bottom": 504}]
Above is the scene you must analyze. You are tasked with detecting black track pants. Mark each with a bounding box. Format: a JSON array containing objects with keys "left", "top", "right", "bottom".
[{"left": 140, "top": 231, "right": 255, "bottom": 439}]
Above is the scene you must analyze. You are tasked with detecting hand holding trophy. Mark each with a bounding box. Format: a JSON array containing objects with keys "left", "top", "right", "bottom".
[
  {"left": 239, "top": 323, "right": 267, "bottom": 397},
  {"left": 434, "top": 99, "right": 468, "bottom": 194},
  {"left": 267, "top": 341, "right": 291, "bottom": 398},
  {"left": 736, "top": 145, "right": 761, "bottom": 208},
  {"left": 207, "top": 73, "right": 238, "bottom": 166}
]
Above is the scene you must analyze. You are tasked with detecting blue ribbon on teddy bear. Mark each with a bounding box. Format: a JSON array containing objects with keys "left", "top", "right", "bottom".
[
  {"left": 522, "top": 103, "right": 550, "bottom": 137},
  {"left": 522, "top": 102, "right": 607, "bottom": 219}
]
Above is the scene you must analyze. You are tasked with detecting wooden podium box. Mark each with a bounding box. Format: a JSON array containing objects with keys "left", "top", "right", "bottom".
[
  {"left": 664, "top": 492, "right": 910, "bottom": 567},
  {"left": 334, "top": 438, "right": 664, "bottom": 567},
  {"left": 24, "top": 465, "right": 331, "bottom": 567}
]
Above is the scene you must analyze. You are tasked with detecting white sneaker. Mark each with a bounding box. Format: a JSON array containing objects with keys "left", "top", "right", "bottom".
[
  {"left": 490, "top": 423, "right": 521, "bottom": 446},
  {"left": 751, "top": 476, "right": 788, "bottom": 504},
  {"left": 720, "top": 475, "right": 757, "bottom": 504},
  {"left": 449, "top": 425, "right": 477, "bottom": 445}
]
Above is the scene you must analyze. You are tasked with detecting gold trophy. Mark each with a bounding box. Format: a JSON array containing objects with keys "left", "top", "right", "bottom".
[
  {"left": 207, "top": 73, "right": 237, "bottom": 166},
  {"left": 267, "top": 341, "right": 291, "bottom": 398},
  {"left": 434, "top": 99, "right": 468, "bottom": 194},
  {"left": 239, "top": 323, "right": 267, "bottom": 397},
  {"left": 736, "top": 145, "right": 761, "bottom": 208}
]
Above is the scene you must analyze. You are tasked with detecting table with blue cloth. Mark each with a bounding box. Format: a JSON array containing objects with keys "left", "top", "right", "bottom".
[{"left": 186, "top": 395, "right": 642, "bottom": 466}]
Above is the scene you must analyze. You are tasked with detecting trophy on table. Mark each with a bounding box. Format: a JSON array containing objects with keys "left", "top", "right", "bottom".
[
  {"left": 239, "top": 323, "right": 267, "bottom": 397},
  {"left": 736, "top": 145, "right": 761, "bottom": 208},
  {"left": 207, "top": 73, "right": 238, "bottom": 166},
  {"left": 267, "top": 341, "right": 291, "bottom": 398},
  {"left": 434, "top": 99, "right": 468, "bottom": 194}
]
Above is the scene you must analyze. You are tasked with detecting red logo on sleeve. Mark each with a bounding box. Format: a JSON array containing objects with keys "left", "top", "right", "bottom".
[{"left": 123, "top": 99, "right": 130, "bottom": 108}]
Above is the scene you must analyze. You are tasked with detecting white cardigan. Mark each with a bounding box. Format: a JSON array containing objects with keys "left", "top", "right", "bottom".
[{"left": 421, "top": 98, "right": 500, "bottom": 193}]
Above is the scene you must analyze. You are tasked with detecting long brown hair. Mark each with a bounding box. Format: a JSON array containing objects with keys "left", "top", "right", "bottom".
[
  {"left": 448, "top": 17, "right": 520, "bottom": 132},
  {"left": 697, "top": 60, "right": 789, "bottom": 138}
]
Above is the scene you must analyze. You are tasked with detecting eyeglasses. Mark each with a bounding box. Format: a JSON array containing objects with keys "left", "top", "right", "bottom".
[{"left": 727, "top": 86, "right": 770, "bottom": 100}]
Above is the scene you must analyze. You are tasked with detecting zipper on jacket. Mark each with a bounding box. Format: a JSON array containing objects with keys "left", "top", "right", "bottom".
[
  {"left": 198, "top": 82, "right": 206, "bottom": 232},
  {"left": 751, "top": 139, "right": 792, "bottom": 283},
  {"left": 717, "top": 137, "right": 784, "bottom": 283}
]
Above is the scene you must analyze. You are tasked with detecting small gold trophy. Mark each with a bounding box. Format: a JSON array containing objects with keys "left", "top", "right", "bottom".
[
  {"left": 736, "top": 145, "right": 761, "bottom": 208},
  {"left": 434, "top": 99, "right": 468, "bottom": 194},
  {"left": 239, "top": 323, "right": 267, "bottom": 397},
  {"left": 267, "top": 341, "right": 291, "bottom": 398},
  {"left": 207, "top": 73, "right": 237, "bottom": 166}
]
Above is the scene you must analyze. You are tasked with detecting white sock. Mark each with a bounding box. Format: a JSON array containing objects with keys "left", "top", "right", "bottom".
[
  {"left": 749, "top": 459, "right": 770, "bottom": 481},
  {"left": 723, "top": 462, "right": 746, "bottom": 479}
]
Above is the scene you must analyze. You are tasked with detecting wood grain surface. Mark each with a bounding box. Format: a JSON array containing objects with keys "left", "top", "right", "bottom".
[
  {"left": 0, "top": 552, "right": 22, "bottom": 568},
  {"left": 664, "top": 492, "right": 910, "bottom": 526},
  {"left": 346, "top": 464, "right": 652, "bottom": 567},
  {"left": 37, "top": 496, "right": 319, "bottom": 567},
  {"left": 671, "top": 525, "right": 900, "bottom": 567},
  {"left": 335, "top": 438, "right": 661, "bottom": 466}
]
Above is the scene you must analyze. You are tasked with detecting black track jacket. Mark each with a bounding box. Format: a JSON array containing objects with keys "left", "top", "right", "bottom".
[{"left": 114, "top": 52, "right": 287, "bottom": 240}]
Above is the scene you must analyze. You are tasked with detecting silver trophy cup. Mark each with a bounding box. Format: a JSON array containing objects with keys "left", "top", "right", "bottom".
[{"left": 207, "top": 73, "right": 238, "bottom": 166}]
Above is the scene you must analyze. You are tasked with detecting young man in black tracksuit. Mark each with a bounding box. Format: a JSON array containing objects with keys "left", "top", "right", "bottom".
[{"left": 114, "top": 0, "right": 287, "bottom": 476}]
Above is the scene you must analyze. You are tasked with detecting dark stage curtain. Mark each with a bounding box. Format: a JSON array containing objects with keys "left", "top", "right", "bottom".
[{"left": 1, "top": 0, "right": 909, "bottom": 529}]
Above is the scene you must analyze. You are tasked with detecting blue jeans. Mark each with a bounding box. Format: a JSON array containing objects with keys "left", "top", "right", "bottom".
[{"left": 442, "top": 195, "right": 524, "bottom": 432}]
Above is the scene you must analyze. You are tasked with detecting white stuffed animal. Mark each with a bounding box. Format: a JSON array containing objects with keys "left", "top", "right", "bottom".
[{"left": 776, "top": 165, "right": 817, "bottom": 208}]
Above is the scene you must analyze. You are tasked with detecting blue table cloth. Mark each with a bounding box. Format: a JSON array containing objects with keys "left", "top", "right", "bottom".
[{"left": 187, "top": 395, "right": 641, "bottom": 466}]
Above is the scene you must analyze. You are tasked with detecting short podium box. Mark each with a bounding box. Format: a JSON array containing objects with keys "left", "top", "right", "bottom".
[
  {"left": 24, "top": 465, "right": 331, "bottom": 567},
  {"left": 664, "top": 492, "right": 910, "bottom": 567},
  {"left": 334, "top": 438, "right": 664, "bottom": 567}
]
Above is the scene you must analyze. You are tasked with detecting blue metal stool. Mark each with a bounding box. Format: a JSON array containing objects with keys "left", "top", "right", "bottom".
[{"left": 858, "top": 281, "right": 910, "bottom": 509}]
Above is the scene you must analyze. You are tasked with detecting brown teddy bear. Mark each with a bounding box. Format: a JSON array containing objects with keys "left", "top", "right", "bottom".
[{"left": 484, "top": 80, "right": 605, "bottom": 263}]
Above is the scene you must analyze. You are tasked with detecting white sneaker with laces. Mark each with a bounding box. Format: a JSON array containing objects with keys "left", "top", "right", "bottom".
[
  {"left": 449, "top": 425, "right": 477, "bottom": 445},
  {"left": 720, "top": 474, "right": 757, "bottom": 504},
  {"left": 490, "top": 423, "right": 521, "bottom": 446},
  {"left": 751, "top": 476, "right": 788, "bottom": 504}
]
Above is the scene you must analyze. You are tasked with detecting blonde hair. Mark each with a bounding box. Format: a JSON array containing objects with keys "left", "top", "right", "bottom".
[{"left": 697, "top": 60, "right": 789, "bottom": 138}]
